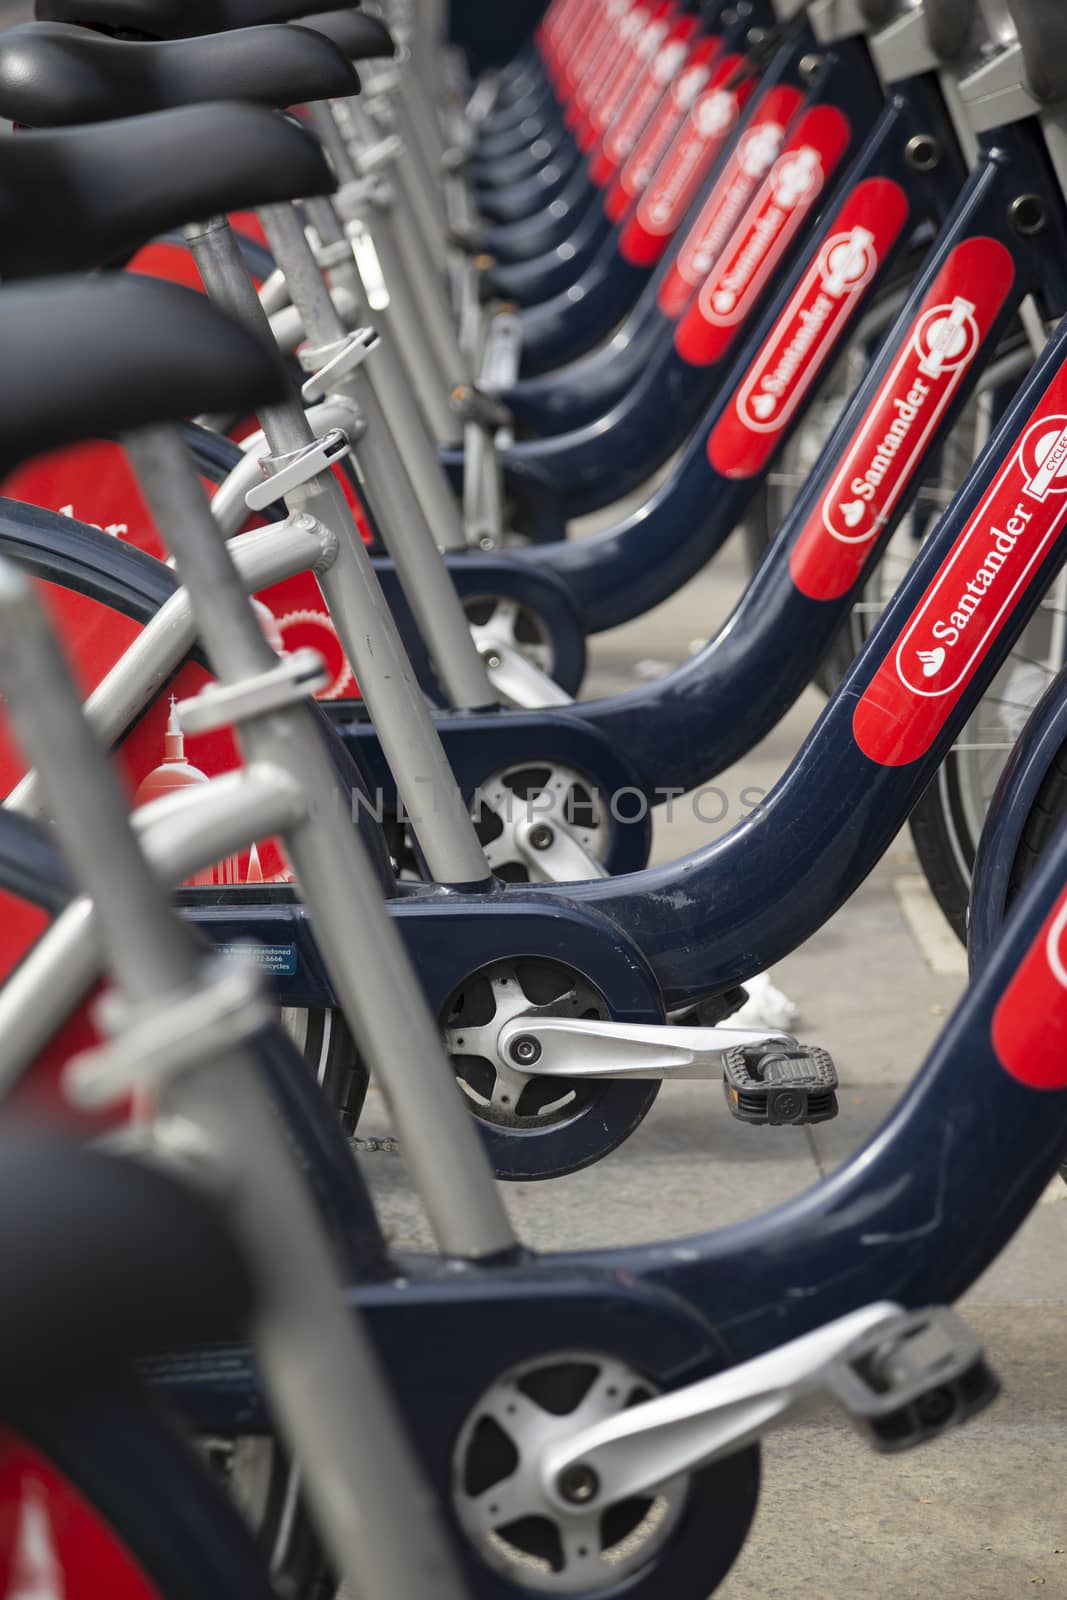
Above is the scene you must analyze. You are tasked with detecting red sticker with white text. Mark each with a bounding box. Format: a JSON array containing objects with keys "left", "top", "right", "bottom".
[
  {"left": 656, "top": 84, "right": 806, "bottom": 320},
  {"left": 791, "top": 237, "right": 1016, "bottom": 600},
  {"left": 605, "top": 31, "right": 720, "bottom": 222},
  {"left": 674, "top": 102, "right": 852, "bottom": 366},
  {"left": 600, "top": 15, "right": 698, "bottom": 172},
  {"left": 707, "top": 178, "right": 909, "bottom": 478},
  {"left": 993, "top": 884, "right": 1067, "bottom": 1088},
  {"left": 567, "top": 0, "right": 636, "bottom": 120},
  {"left": 619, "top": 52, "right": 752, "bottom": 263},
  {"left": 853, "top": 369, "right": 1067, "bottom": 766},
  {"left": 587, "top": 6, "right": 676, "bottom": 175}
]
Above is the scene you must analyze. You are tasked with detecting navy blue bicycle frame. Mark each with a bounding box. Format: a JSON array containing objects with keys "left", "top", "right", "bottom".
[
  {"left": 142, "top": 780, "right": 1067, "bottom": 1599},
  {"left": 181, "top": 192, "right": 1067, "bottom": 1032},
  {"left": 487, "top": 67, "right": 956, "bottom": 552}
]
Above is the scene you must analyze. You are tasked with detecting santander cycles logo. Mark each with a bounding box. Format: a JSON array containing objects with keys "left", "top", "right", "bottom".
[
  {"left": 701, "top": 145, "right": 823, "bottom": 325},
  {"left": 680, "top": 123, "right": 786, "bottom": 278},
  {"left": 738, "top": 224, "right": 879, "bottom": 430},
  {"left": 829, "top": 296, "right": 981, "bottom": 543},
  {"left": 852, "top": 387, "right": 1067, "bottom": 767},
  {"left": 896, "top": 413, "right": 1067, "bottom": 702}
]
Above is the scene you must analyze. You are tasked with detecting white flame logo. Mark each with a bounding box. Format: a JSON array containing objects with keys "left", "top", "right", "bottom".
[{"left": 917, "top": 646, "right": 946, "bottom": 679}]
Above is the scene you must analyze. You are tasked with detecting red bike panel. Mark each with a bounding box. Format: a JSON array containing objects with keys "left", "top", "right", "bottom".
[
  {"left": 592, "top": 12, "right": 697, "bottom": 189},
  {"left": 0, "top": 1434, "right": 161, "bottom": 1600},
  {"left": 993, "top": 883, "right": 1067, "bottom": 1088},
  {"left": 674, "top": 103, "right": 853, "bottom": 366},
  {"left": 707, "top": 177, "right": 910, "bottom": 478},
  {"left": 605, "top": 32, "right": 722, "bottom": 224},
  {"left": 854, "top": 368, "right": 1067, "bottom": 765},
  {"left": 657, "top": 83, "right": 805, "bottom": 320},
  {"left": 791, "top": 237, "right": 1016, "bottom": 600},
  {"left": 618, "top": 52, "right": 753, "bottom": 265}
]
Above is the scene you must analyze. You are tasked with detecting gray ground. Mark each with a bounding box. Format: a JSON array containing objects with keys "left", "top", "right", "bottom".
[{"left": 360, "top": 532, "right": 1067, "bottom": 1598}]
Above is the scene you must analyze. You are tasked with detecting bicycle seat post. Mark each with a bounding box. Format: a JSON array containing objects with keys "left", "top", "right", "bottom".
[
  {"left": 0, "top": 550, "right": 475, "bottom": 1600},
  {"left": 182, "top": 211, "right": 492, "bottom": 885},
  {"left": 254, "top": 194, "right": 499, "bottom": 707},
  {"left": 123, "top": 417, "right": 515, "bottom": 1262},
  {"left": 299, "top": 179, "right": 471, "bottom": 551},
  {"left": 304, "top": 95, "right": 463, "bottom": 439}
]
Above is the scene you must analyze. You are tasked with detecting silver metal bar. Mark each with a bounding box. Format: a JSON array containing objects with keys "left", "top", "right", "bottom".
[
  {"left": 0, "top": 692, "right": 471, "bottom": 1600},
  {"left": 0, "top": 564, "right": 196, "bottom": 995},
  {"left": 350, "top": 198, "right": 464, "bottom": 442},
  {"left": 390, "top": 103, "right": 451, "bottom": 268},
  {"left": 539, "top": 1305, "right": 902, "bottom": 1511},
  {"left": 390, "top": 182, "right": 471, "bottom": 389},
  {"left": 257, "top": 201, "right": 495, "bottom": 709},
  {"left": 125, "top": 424, "right": 513, "bottom": 1260},
  {"left": 0, "top": 767, "right": 307, "bottom": 1082},
  {"left": 304, "top": 193, "right": 470, "bottom": 551},
  {"left": 497, "top": 1017, "right": 796, "bottom": 1080},
  {"left": 182, "top": 215, "right": 489, "bottom": 882}
]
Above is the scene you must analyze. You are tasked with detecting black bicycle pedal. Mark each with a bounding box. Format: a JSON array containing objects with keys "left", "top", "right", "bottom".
[
  {"left": 826, "top": 1307, "right": 1000, "bottom": 1453},
  {"left": 721, "top": 1041, "right": 838, "bottom": 1126}
]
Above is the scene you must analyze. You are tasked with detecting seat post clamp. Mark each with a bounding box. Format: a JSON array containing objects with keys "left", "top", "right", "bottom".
[
  {"left": 244, "top": 428, "right": 353, "bottom": 512},
  {"left": 309, "top": 233, "right": 355, "bottom": 272},
  {"left": 355, "top": 133, "right": 404, "bottom": 176},
  {"left": 337, "top": 173, "right": 396, "bottom": 219},
  {"left": 176, "top": 649, "right": 330, "bottom": 737},
  {"left": 65, "top": 960, "right": 273, "bottom": 1112},
  {"left": 300, "top": 329, "right": 381, "bottom": 404}
]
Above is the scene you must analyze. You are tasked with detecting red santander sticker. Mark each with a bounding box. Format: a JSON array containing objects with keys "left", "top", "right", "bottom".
[
  {"left": 993, "top": 886, "right": 1067, "bottom": 1089},
  {"left": 674, "top": 103, "right": 852, "bottom": 367},
  {"left": 599, "top": 16, "right": 698, "bottom": 175},
  {"left": 619, "top": 53, "right": 753, "bottom": 265},
  {"left": 707, "top": 178, "right": 909, "bottom": 478},
  {"left": 791, "top": 238, "right": 1016, "bottom": 600},
  {"left": 854, "top": 375, "right": 1067, "bottom": 766},
  {"left": 605, "top": 33, "right": 721, "bottom": 225},
  {"left": 657, "top": 83, "right": 804, "bottom": 319}
]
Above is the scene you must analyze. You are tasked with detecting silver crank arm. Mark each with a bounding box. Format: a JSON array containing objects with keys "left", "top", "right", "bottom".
[
  {"left": 539, "top": 1302, "right": 997, "bottom": 1512},
  {"left": 496, "top": 1016, "right": 795, "bottom": 1079}
]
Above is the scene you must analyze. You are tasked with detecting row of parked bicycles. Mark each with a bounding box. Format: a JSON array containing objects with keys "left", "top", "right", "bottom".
[{"left": 1, "top": 0, "right": 1066, "bottom": 1591}]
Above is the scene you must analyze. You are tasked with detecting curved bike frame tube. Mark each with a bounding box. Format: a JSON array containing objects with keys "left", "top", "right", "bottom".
[
  {"left": 151, "top": 814, "right": 1067, "bottom": 1599},
  {"left": 574, "top": 122, "right": 1067, "bottom": 792},
  {"left": 499, "top": 0, "right": 785, "bottom": 434},
  {"left": 490, "top": 32, "right": 886, "bottom": 507},
  {"left": 968, "top": 658, "right": 1067, "bottom": 971},
  {"left": 561, "top": 297, "right": 1067, "bottom": 1006},
  {"left": 508, "top": 70, "right": 963, "bottom": 619}
]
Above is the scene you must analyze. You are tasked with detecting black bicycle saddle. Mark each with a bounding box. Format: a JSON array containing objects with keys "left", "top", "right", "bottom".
[
  {"left": 923, "top": 0, "right": 977, "bottom": 61},
  {"left": 298, "top": 10, "right": 393, "bottom": 61},
  {"left": 0, "top": 1131, "right": 253, "bottom": 1396},
  {"left": 0, "top": 102, "right": 333, "bottom": 278},
  {"left": 1006, "top": 0, "right": 1067, "bottom": 102},
  {"left": 0, "top": 21, "right": 358, "bottom": 126},
  {"left": 35, "top": 0, "right": 349, "bottom": 37},
  {"left": 0, "top": 275, "right": 287, "bottom": 477}
]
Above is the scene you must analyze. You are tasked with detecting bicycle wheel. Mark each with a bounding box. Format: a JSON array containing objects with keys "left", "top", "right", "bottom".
[{"left": 280, "top": 1005, "right": 368, "bottom": 1133}]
